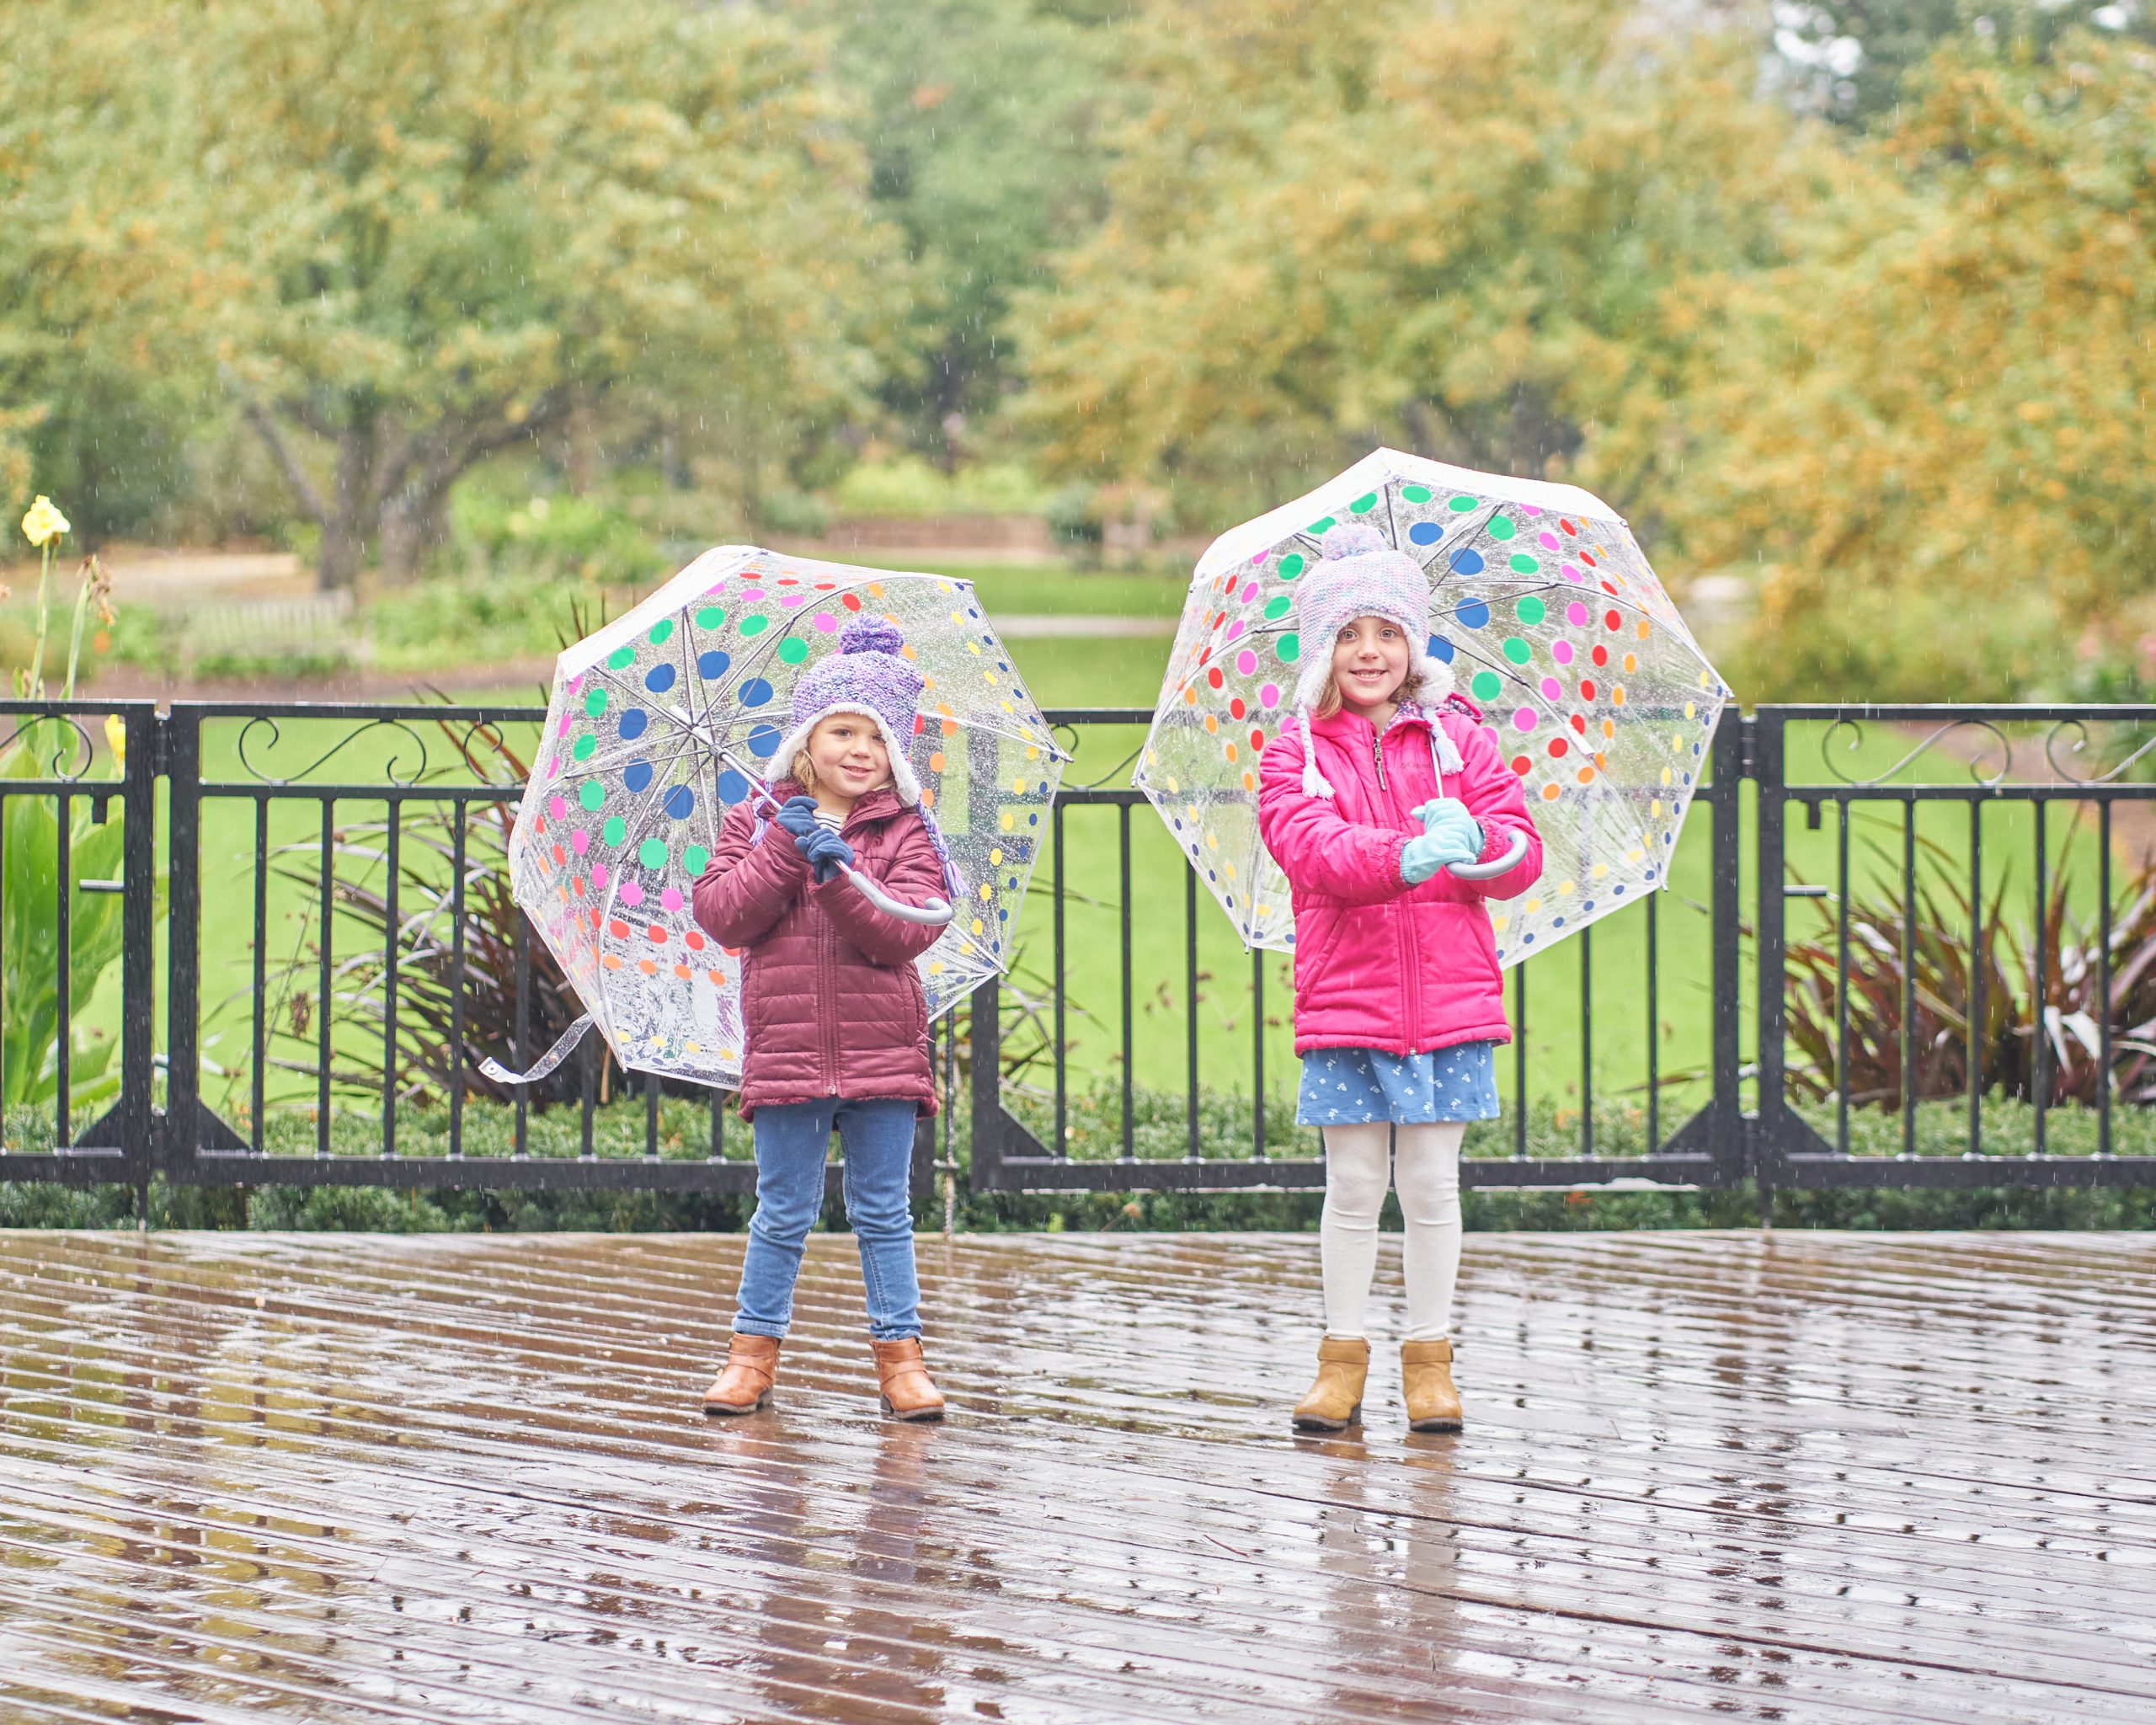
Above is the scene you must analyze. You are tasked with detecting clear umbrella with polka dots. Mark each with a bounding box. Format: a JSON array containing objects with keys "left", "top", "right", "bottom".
[
  {"left": 496, "top": 545, "right": 1070, "bottom": 1090},
  {"left": 1135, "top": 450, "right": 1729, "bottom": 964}
]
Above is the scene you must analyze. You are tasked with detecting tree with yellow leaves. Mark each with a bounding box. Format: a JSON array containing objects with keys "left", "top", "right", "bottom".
[
  {"left": 1014, "top": 0, "right": 1838, "bottom": 536},
  {"left": 1673, "top": 31, "right": 2156, "bottom": 697}
]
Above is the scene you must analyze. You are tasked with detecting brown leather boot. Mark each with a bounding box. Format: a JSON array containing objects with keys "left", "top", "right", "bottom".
[
  {"left": 702, "top": 1333, "right": 780, "bottom": 1416},
  {"left": 872, "top": 1338, "right": 946, "bottom": 1421},
  {"left": 1292, "top": 1336, "right": 1369, "bottom": 1431},
  {"left": 1402, "top": 1338, "right": 1463, "bottom": 1432}
]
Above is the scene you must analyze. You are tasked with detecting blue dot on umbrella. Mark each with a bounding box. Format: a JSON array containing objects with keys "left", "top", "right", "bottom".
[
  {"left": 664, "top": 784, "right": 695, "bottom": 820},
  {"left": 624, "top": 759, "right": 654, "bottom": 793},
  {"left": 1454, "top": 599, "right": 1491, "bottom": 629},
  {"left": 645, "top": 663, "right": 676, "bottom": 694},
  {"left": 746, "top": 723, "right": 782, "bottom": 758},
  {"left": 1409, "top": 521, "right": 1443, "bottom": 546},
  {"left": 737, "top": 678, "right": 773, "bottom": 708},
  {"left": 717, "top": 769, "right": 750, "bottom": 805},
  {"left": 1428, "top": 634, "right": 1455, "bottom": 663},
  {"left": 617, "top": 708, "right": 648, "bottom": 741},
  {"left": 698, "top": 649, "right": 730, "bottom": 678},
  {"left": 1449, "top": 547, "right": 1486, "bottom": 575}
]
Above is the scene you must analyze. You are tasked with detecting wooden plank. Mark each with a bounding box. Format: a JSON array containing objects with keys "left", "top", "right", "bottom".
[{"left": 3, "top": 1229, "right": 2153, "bottom": 1722}]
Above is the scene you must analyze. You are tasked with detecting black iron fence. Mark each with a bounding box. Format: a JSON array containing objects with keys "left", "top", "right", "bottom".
[{"left": 4, "top": 699, "right": 2156, "bottom": 1202}]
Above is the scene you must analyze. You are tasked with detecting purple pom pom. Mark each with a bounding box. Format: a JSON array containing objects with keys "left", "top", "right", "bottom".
[
  {"left": 840, "top": 614, "right": 906, "bottom": 656},
  {"left": 1320, "top": 521, "right": 1389, "bottom": 561}
]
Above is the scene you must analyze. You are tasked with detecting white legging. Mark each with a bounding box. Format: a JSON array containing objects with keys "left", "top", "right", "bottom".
[{"left": 1319, "top": 1121, "right": 1463, "bottom": 1343}]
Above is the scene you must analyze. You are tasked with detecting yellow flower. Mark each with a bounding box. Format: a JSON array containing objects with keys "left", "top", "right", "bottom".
[
  {"left": 104, "top": 713, "right": 126, "bottom": 771},
  {"left": 21, "top": 494, "right": 70, "bottom": 548}
]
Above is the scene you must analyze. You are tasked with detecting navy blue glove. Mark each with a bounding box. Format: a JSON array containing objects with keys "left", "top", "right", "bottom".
[
  {"left": 771, "top": 794, "right": 819, "bottom": 838},
  {"left": 798, "top": 825, "right": 856, "bottom": 884}
]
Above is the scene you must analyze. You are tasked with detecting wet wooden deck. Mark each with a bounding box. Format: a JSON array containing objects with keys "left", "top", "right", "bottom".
[{"left": 3, "top": 1228, "right": 2153, "bottom": 1724}]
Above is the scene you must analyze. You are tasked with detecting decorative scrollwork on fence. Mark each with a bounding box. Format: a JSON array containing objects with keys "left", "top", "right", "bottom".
[
  {"left": 233, "top": 715, "right": 436, "bottom": 788},
  {"left": 2041, "top": 717, "right": 2156, "bottom": 788},
  {"left": 1817, "top": 716, "right": 2014, "bottom": 789},
  {"left": 0, "top": 713, "right": 101, "bottom": 782}
]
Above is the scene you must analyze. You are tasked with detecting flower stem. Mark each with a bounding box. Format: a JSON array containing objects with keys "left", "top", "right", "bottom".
[
  {"left": 28, "top": 543, "right": 53, "bottom": 699},
  {"left": 63, "top": 564, "right": 93, "bottom": 699}
]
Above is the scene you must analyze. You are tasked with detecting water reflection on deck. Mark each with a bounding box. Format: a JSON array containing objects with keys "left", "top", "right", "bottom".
[{"left": 3, "top": 1227, "right": 2153, "bottom": 1722}]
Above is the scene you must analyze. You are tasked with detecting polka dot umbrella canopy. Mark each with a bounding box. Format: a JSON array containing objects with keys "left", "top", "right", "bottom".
[
  {"left": 1135, "top": 450, "right": 1729, "bottom": 965},
  {"left": 508, "top": 545, "right": 1070, "bottom": 1089}
]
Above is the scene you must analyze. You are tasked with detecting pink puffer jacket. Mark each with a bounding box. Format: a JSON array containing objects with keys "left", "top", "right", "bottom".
[
  {"left": 691, "top": 788, "right": 945, "bottom": 1119},
  {"left": 1257, "top": 700, "right": 1541, "bottom": 1055}
]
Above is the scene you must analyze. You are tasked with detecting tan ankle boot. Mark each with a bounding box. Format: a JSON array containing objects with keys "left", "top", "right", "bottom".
[
  {"left": 1292, "top": 1336, "right": 1369, "bottom": 1431},
  {"left": 702, "top": 1333, "right": 779, "bottom": 1415},
  {"left": 872, "top": 1338, "right": 946, "bottom": 1421},
  {"left": 1402, "top": 1338, "right": 1462, "bottom": 1432}
]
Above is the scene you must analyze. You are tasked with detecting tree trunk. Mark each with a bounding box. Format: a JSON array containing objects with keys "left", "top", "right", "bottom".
[
  {"left": 379, "top": 478, "right": 452, "bottom": 581},
  {"left": 318, "top": 517, "right": 366, "bottom": 590}
]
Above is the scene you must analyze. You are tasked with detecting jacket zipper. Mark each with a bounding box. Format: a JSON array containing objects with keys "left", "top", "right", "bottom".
[{"left": 1371, "top": 725, "right": 1387, "bottom": 790}]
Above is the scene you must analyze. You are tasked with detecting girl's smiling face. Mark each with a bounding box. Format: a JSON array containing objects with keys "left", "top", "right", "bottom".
[
  {"left": 802, "top": 713, "right": 892, "bottom": 811},
  {"left": 1329, "top": 616, "right": 1412, "bottom": 720}
]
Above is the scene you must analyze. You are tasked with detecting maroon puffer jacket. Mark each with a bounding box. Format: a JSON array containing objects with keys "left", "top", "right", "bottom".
[{"left": 691, "top": 788, "right": 945, "bottom": 1119}]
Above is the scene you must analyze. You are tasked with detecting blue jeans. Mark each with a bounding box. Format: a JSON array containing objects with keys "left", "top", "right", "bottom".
[{"left": 733, "top": 1097, "right": 922, "bottom": 1341}]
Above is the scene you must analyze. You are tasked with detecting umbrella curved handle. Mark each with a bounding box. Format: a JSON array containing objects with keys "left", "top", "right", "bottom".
[
  {"left": 835, "top": 862, "right": 956, "bottom": 927},
  {"left": 1445, "top": 826, "right": 1531, "bottom": 882}
]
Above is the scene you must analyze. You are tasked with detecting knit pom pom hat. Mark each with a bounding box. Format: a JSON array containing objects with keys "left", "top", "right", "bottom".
[
  {"left": 771, "top": 614, "right": 927, "bottom": 805},
  {"left": 1291, "top": 521, "right": 1460, "bottom": 799},
  {"left": 765, "top": 613, "right": 963, "bottom": 901}
]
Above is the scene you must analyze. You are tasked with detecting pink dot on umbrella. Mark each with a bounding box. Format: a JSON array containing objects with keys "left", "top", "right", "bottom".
[
  {"left": 556, "top": 713, "right": 574, "bottom": 736},
  {"left": 1512, "top": 707, "right": 1537, "bottom": 732},
  {"left": 1539, "top": 531, "right": 1561, "bottom": 551},
  {"left": 1235, "top": 649, "right": 1258, "bottom": 675},
  {"left": 1540, "top": 676, "right": 1562, "bottom": 700},
  {"left": 659, "top": 888, "right": 684, "bottom": 912},
  {"left": 620, "top": 881, "right": 644, "bottom": 906},
  {"left": 781, "top": 593, "right": 808, "bottom": 606},
  {"left": 1225, "top": 620, "right": 1245, "bottom": 643},
  {"left": 1251, "top": 550, "right": 1269, "bottom": 564},
  {"left": 1519, "top": 505, "right": 1542, "bottom": 517},
  {"left": 547, "top": 795, "right": 568, "bottom": 820},
  {"left": 1552, "top": 640, "right": 1575, "bottom": 665},
  {"left": 1241, "top": 581, "right": 1259, "bottom": 603},
  {"left": 812, "top": 612, "right": 838, "bottom": 633},
  {"left": 1561, "top": 563, "right": 1583, "bottom": 582},
  {"left": 591, "top": 865, "right": 610, "bottom": 889},
  {"left": 1566, "top": 601, "right": 1589, "bottom": 627},
  {"left": 1259, "top": 682, "right": 1281, "bottom": 708},
  {"left": 571, "top": 830, "right": 590, "bottom": 854}
]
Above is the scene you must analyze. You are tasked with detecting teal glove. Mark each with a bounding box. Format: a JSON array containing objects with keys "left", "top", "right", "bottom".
[{"left": 1401, "top": 798, "right": 1483, "bottom": 884}]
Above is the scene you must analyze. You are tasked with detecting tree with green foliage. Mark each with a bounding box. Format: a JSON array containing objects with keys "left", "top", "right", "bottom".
[
  {"left": 1014, "top": 0, "right": 1838, "bottom": 535},
  {"left": 794, "top": 0, "right": 1127, "bottom": 465},
  {"left": 137, "top": 0, "right": 905, "bottom": 587},
  {"left": 0, "top": 4, "right": 210, "bottom": 539}
]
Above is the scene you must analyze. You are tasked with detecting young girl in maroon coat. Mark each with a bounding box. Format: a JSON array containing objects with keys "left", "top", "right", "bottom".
[
  {"left": 691, "top": 617, "right": 958, "bottom": 1422},
  {"left": 1257, "top": 523, "right": 1541, "bottom": 1434}
]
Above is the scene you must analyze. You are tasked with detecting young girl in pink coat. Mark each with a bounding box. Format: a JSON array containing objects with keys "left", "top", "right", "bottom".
[{"left": 1257, "top": 521, "right": 1542, "bottom": 1434}]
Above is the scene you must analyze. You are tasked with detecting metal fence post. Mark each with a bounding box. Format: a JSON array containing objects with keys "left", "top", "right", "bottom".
[
  {"left": 163, "top": 704, "right": 201, "bottom": 1179},
  {"left": 1750, "top": 708, "right": 1785, "bottom": 1216},
  {"left": 119, "top": 704, "right": 162, "bottom": 1209}
]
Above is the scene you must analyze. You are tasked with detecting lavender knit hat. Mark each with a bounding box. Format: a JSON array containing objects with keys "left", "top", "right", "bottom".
[
  {"left": 766, "top": 613, "right": 963, "bottom": 900},
  {"left": 771, "top": 614, "right": 926, "bottom": 805},
  {"left": 1292, "top": 521, "right": 1459, "bottom": 799}
]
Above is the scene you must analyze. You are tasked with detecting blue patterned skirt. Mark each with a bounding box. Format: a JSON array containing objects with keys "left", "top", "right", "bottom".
[{"left": 1295, "top": 1042, "right": 1501, "bottom": 1126}]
